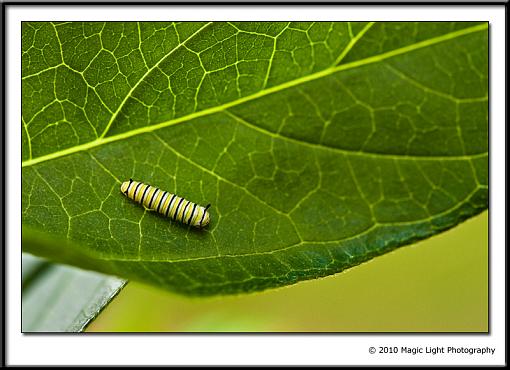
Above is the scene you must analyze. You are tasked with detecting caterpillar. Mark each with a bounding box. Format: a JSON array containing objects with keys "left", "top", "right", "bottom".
[{"left": 120, "top": 179, "right": 210, "bottom": 228}]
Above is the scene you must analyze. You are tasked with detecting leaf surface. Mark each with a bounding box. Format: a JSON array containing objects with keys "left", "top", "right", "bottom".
[
  {"left": 22, "top": 22, "right": 488, "bottom": 295},
  {"left": 22, "top": 253, "right": 126, "bottom": 332}
]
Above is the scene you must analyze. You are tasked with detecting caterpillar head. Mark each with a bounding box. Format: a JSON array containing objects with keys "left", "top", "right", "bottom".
[
  {"left": 192, "top": 204, "right": 211, "bottom": 228},
  {"left": 200, "top": 208, "right": 211, "bottom": 227},
  {"left": 120, "top": 179, "right": 133, "bottom": 195}
]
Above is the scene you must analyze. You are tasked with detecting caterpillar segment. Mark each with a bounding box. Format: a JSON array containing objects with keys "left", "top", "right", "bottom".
[{"left": 120, "top": 179, "right": 210, "bottom": 228}]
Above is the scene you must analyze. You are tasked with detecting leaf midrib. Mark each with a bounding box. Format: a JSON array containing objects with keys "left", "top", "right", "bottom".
[{"left": 22, "top": 23, "right": 487, "bottom": 168}]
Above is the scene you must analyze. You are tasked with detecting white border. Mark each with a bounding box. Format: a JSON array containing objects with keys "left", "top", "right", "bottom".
[{"left": 7, "top": 5, "right": 506, "bottom": 366}]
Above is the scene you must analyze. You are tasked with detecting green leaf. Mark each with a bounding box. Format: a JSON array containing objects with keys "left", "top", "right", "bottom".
[
  {"left": 22, "top": 22, "right": 488, "bottom": 296},
  {"left": 22, "top": 253, "right": 126, "bottom": 332}
]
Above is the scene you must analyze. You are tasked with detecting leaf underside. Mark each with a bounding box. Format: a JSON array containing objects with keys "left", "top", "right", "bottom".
[
  {"left": 22, "top": 22, "right": 488, "bottom": 295},
  {"left": 22, "top": 253, "right": 126, "bottom": 332}
]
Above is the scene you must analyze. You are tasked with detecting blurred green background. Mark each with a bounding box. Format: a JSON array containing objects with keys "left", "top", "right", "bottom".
[{"left": 87, "top": 211, "right": 488, "bottom": 332}]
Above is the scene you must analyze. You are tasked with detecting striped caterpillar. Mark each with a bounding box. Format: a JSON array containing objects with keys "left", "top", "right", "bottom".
[{"left": 120, "top": 179, "right": 210, "bottom": 228}]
